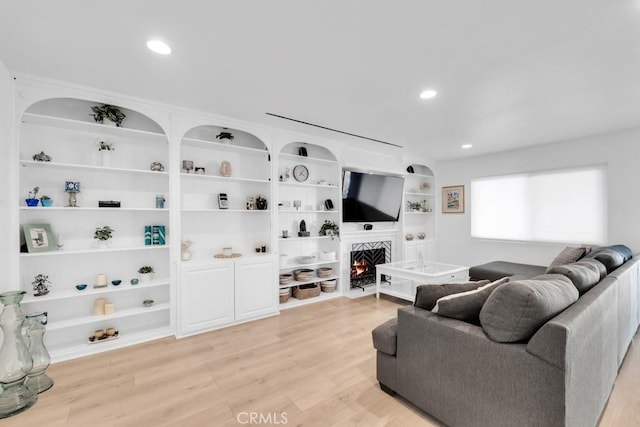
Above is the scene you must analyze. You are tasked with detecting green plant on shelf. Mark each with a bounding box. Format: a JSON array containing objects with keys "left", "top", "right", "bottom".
[
  {"left": 138, "top": 265, "right": 154, "bottom": 274},
  {"left": 94, "top": 226, "right": 115, "bottom": 241},
  {"left": 406, "top": 201, "right": 423, "bottom": 212},
  {"left": 32, "top": 274, "right": 51, "bottom": 297},
  {"left": 90, "top": 104, "right": 126, "bottom": 127},
  {"left": 319, "top": 220, "right": 340, "bottom": 240},
  {"left": 98, "top": 140, "right": 115, "bottom": 151}
]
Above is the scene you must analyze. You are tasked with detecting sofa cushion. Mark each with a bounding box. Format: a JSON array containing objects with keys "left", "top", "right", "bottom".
[
  {"left": 469, "top": 261, "right": 546, "bottom": 281},
  {"left": 372, "top": 318, "right": 398, "bottom": 356},
  {"left": 546, "top": 246, "right": 587, "bottom": 271},
  {"left": 590, "top": 249, "right": 625, "bottom": 273},
  {"left": 480, "top": 274, "right": 578, "bottom": 343},
  {"left": 414, "top": 280, "right": 490, "bottom": 310},
  {"left": 545, "top": 259, "right": 604, "bottom": 294},
  {"left": 585, "top": 244, "right": 633, "bottom": 262},
  {"left": 432, "top": 277, "right": 510, "bottom": 324},
  {"left": 576, "top": 258, "right": 607, "bottom": 281}
]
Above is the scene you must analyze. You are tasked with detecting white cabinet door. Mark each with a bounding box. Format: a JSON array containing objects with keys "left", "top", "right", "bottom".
[
  {"left": 179, "top": 262, "right": 234, "bottom": 336},
  {"left": 235, "top": 258, "right": 277, "bottom": 322}
]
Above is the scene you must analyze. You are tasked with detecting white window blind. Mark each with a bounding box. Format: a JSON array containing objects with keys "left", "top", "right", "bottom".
[{"left": 470, "top": 165, "right": 607, "bottom": 244}]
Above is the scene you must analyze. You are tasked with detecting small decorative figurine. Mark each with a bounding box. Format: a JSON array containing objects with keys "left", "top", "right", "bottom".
[
  {"left": 220, "top": 160, "right": 232, "bottom": 177},
  {"left": 298, "top": 220, "right": 310, "bottom": 237},
  {"left": 32, "top": 151, "right": 52, "bottom": 162},
  {"left": 150, "top": 161, "right": 164, "bottom": 172},
  {"left": 255, "top": 195, "right": 268, "bottom": 210}
]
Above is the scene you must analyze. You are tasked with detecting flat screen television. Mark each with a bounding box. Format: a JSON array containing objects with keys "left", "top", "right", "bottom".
[{"left": 342, "top": 170, "right": 404, "bottom": 222}]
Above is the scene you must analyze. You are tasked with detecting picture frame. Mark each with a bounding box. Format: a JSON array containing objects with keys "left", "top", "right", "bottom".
[
  {"left": 23, "top": 223, "right": 56, "bottom": 253},
  {"left": 442, "top": 185, "right": 465, "bottom": 213}
]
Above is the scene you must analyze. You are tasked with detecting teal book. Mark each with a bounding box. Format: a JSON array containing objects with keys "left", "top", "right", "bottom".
[{"left": 144, "top": 226, "right": 152, "bottom": 245}]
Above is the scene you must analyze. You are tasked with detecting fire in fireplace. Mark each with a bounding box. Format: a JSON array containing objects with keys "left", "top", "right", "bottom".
[{"left": 350, "top": 241, "right": 391, "bottom": 289}]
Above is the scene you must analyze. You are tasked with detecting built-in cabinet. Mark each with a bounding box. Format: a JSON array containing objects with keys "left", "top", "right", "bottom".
[
  {"left": 178, "top": 256, "right": 276, "bottom": 336},
  {"left": 17, "top": 98, "right": 172, "bottom": 361},
  {"left": 402, "top": 164, "right": 435, "bottom": 263},
  {"left": 277, "top": 143, "right": 342, "bottom": 309}
]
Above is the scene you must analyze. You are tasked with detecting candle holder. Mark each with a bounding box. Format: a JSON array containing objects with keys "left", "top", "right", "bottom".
[{"left": 64, "top": 181, "right": 80, "bottom": 207}]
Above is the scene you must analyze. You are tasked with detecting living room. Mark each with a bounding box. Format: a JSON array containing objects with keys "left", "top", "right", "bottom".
[{"left": 0, "top": 2, "right": 639, "bottom": 426}]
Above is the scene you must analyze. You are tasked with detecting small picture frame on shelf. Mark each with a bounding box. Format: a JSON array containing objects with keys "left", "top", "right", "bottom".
[
  {"left": 23, "top": 223, "right": 56, "bottom": 253},
  {"left": 442, "top": 185, "right": 465, "bottom": 213}
]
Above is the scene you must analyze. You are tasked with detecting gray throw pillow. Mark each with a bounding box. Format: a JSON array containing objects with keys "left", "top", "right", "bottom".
[
  {"left": 432, "top": 277, "right": 510, "bottom": 324},
  {"left": 575, "top": 258, "right": 607, "bottom": 281},
  {"left": 480, "top": 274, "right": 578, "bottom": 343},
  {"left": 414, "top": 280, "right": 490, "bottom": 310},
  {"left": 545, "top": 260, "right": 603, "bottom": 294},
  {"left": 546, "top": 246, "right": 587, "bottom": 272}
]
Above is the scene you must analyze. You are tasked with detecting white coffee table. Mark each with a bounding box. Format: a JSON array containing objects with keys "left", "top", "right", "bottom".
[{"left": 375, "top": 260, "right": 469, "bottom": 301}]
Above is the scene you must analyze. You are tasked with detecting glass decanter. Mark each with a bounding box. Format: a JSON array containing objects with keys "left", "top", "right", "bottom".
[
  {"left": 24, "top": 311, "right": 54, "bottom": 394},
  {"left": 0, "top": 290, "right": 37, "bottom": 418}
]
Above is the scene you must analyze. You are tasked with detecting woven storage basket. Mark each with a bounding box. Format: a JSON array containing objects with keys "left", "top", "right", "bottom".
[
  {"left": 279, "top": 287, "right": 291, "bottom": 303},
  {"left": 317, "top": 267, "right": 333, "bottom": 278},
  {"left": 292, "top": 283, "right": 320, "bottom": 299},
  {"left": 293, "top": 268, "right": 314, "bottom": 282},
  {"left": 320, "top": 279, "right": 337, "bottom": 293}
]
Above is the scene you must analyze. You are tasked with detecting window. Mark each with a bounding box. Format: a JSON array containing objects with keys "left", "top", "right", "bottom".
[{"left": 470, "top": 164, "right": 607, "bottom": 244}]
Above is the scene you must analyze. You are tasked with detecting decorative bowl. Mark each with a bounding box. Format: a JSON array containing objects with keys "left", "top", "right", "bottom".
[
  {"left": 142, "top": 299, "right": 154, "bottom": 307},
  {"left": 111, "top": 280, "right": 122, "bottom": 286},
  {"left": 75, "top": 284, "right": 87, "bottom": 291},
  {"left": 130, "top": 278, "right": 139, "bottom": 285},
  {"left": 417, "top": 232, "right": 426, "bottom": 240},
  {"left": 298, "top": 255, "right": 315, "bottom": 264}
]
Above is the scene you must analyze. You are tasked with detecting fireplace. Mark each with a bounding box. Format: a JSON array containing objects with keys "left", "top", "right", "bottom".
[{"left": 350, "top": 241, "right": 391, "bottom": 289}]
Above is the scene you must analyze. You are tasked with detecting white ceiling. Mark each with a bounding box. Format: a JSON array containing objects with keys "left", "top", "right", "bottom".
[{"left": 1, "top": 1, "right": 639, "bottom": 161}]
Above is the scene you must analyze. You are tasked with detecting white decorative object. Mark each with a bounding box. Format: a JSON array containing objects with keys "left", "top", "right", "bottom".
[{"left": 95, "top": 274, "right": 107, "bottom": 288}]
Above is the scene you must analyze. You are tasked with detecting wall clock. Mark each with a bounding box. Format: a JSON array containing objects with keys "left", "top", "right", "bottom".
[{"left": 293, "top": 165, "right": 309, "bottom": 182}]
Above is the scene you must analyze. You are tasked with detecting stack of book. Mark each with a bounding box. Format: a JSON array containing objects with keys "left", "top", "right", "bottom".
[{"left": 144, "top": 225, "right": 166, "bottom": 245}]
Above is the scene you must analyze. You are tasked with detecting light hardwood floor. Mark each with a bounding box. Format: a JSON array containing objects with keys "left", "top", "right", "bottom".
[{"left": 4, "top": 296, "right": 640, "bottom": 426}]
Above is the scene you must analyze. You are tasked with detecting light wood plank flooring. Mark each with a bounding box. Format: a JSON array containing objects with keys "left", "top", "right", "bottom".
[{"left": 3, "top": 296, "right": 640, "bottom": 426}]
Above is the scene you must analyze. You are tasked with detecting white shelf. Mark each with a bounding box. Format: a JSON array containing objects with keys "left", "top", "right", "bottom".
[
  {"left": 20, "top": 245, "right": 170, "bottom": 257},
  {"left": 49, "top": 327, "right": 173, "bottom": 363},
  {"left": 278, "top": 209, "right": 339, "bottom": 214},
  {"left": 182, "top": 208, "right": 270, "bottom": 213},
  {"left": 180, "top": 173, "right": 269, "bottom": 184},
  {"left": 182, "top": 136, "right": 269, "bottom": 156},
  {"left": 19, "top": 160, "right": 170, "bottom": 176},
  {"left": 405, "top": 191, "right": 433, "bottom": 197},
  {"left": 20, "top": 207, "right": 169, "bottom": 212},
  {"left": 404, "top": 211, "right": 434, "bottom": 215},
  {"left": 278, "top": 181, "right": 338, "bottom": 189},
  {"left": 22, "top": 279, "right": 170, "bottom": 303},
  {"left": 279, "top": 292, "right": 342, "bottom": 310},
  {"left": 278, "top": 236, "right": 334, "bottom": 241},
  {"left": 279, "top": 259, "right": 339, "bottom": 270},
  {"left": 279, "top": 153, "right": 338, "bottom": 165},
  {"left": 47, "top": 303, "right": 170, "bottom": 331},
  {"left": 405, "top": 173, "right": 433, "bottom": 179},
  {"left": 278, "top": 274, "right": 339, "bottom": 289},
  {"left": 22, "top": 112, "right": 167, "bottom": 143}
]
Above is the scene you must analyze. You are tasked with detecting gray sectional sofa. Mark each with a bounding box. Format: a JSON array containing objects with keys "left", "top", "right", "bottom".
[{"left": 372, "top": 247, "right": 639, "bottom": 427}]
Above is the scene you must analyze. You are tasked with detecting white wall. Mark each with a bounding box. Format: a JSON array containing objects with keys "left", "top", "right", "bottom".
[
  {"left": 0, "top": 60, "right": 15, "bottom": 292},
  {"left": 434, "top": 127, "right": 640, "bottom": 267}
]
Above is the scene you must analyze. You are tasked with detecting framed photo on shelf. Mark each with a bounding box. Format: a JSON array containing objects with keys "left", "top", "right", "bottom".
[
  {"left": 442, "top": 185, "right": 465, "bottom": 213},
  {"left": 23, "top": 223, "right": 56, "bottom": 253}
]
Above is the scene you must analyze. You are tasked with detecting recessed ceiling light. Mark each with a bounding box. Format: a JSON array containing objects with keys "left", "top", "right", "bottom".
[
  {"left": 147, "top": 40, "right": 171, "bottom": 55},
  {"left": 419, "top": 90, "right": 437, "bottom": 99},
  {"left": 461, "top": 144, "right": 473, "bottom": 149}
]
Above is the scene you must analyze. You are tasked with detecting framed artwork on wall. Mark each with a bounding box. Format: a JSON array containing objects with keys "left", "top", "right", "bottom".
[
  {"left": 442, "top": 185, "right": 465, "bottom": 213},
  {"left": 23, "top": 223, "right": 56, "bottom": 253}
]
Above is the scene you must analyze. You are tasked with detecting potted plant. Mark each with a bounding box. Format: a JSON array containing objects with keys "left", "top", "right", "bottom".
[
  {"left": 407, "top": 201, "right": 422, "bottom": 212},
  {"left": 90, "top": 104, "right": 126, "bottom": 127},
  {"left": 319, "top": 220, "right": 340, "bottom": 240},
  {"left": 137, "top": 266, "right": 155, "bottom": 283},
  {"left": 40, "top": 195, "right": 53, "bottom": 207},
  {"left": 94, "top": 226, "right": 115, "bottom": 248},
  {"left": 32, "top": 274, "right": 51, "bottom": 297},
  {"left": 216, "top": 130, "right": 234, "bottom": 143},
  {"left": 25, "top": 186, "right": 40, "bottom": 207}
]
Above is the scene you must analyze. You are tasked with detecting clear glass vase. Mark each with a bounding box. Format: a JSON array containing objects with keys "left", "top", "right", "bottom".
[
  {"left": 24, "top": 311, "right": 54, "bottom": 394},
  {"left": 0, "top": 291, "right": 37, "bottom": 418}
]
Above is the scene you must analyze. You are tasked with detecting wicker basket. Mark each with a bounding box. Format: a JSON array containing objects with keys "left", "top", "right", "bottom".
[
  {"left": 279, "top": 287, "right": 291, "bottom": 303},
  {"left": 293, "top": 269, "right": 314, "bottom": 282},
  {"left": 320, "top": 279, "right": 337, "bottom": 293},
  {"left": 317, "top": 267, "right": 333, "bottom": 278},
  {"left": 292, "top": 283, "right": 321, "bottom": 300}
]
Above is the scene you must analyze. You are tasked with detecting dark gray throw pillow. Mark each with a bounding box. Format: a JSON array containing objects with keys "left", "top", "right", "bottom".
[
  {"left": 480, "top": 274, "right": 578, "bottom": 343},
  {"left": 432, "top": 277, "right": 510, "bottom": 324},
  {"left": 545, "top": 246, "right": 587, "bottom": 272},
  {"left": 414, "top": 280, "right": 489, "bottom": 310},
  {"left": 591, "top": 249, "right": 625, "bottom": 273},
  {"left": 575, "top": 258, "right": 607, "bottom": 281},
  {"left": 545, "top": 259, "right": 604, "bottom": 294}
]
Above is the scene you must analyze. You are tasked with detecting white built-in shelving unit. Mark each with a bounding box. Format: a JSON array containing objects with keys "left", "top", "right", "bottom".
[
  {"left": 402, "top": 164, "right": 435, "bottom": 263},
  {"left": 18, "top": 98, "right": 172, "bottom": 362},
  {"left": 277, "top": 143, "right": 342, "bottom": 309}
]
